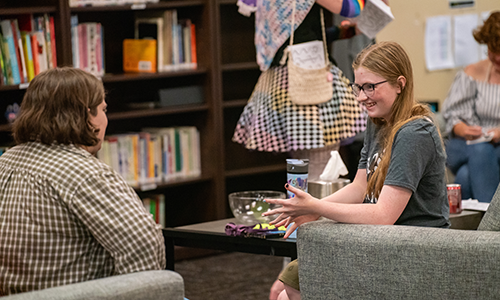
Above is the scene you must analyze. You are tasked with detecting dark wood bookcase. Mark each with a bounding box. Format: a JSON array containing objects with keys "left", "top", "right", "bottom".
[{"left": 0, "top": 0, "right": 287, "bottom": 227}]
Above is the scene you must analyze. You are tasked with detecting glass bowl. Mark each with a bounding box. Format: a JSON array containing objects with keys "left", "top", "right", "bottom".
[{"left": 228, "top": 190, "right": 286, "bottom": 225}]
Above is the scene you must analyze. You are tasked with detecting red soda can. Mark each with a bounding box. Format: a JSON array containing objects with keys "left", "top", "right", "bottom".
[{"left": 447, "top": 184, "right": 462, "bottom": 214}]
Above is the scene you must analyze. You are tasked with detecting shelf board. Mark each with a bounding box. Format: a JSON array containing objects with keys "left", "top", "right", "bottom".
[
  {"left": 218, "top": 0, "right": 237, "bottom": 4},
  {"left": 134, "top": 174, "right": 213, "bottom": 192},
  {"left": 0, "top": 104, "right": 210, "bottom": 131},
  {"left": 0, "top": 123, "right": 11, "bottom": 132},
  {"left": 223, "top": 99, "right": 248, "bottom": 108},
  {"left": 70, "top": 1, "right": 204, "bottom": 12},
  {"left": 0, "top": 6, "right": 56, "bottom": 15},
  {"left": 101, "top": 68, "right": 207, "bottom": 83},
  {"left": 221, "top": 62, "right": 259, "bottom": 71},
  {"left": 0, "top": 83, "right": 30, "bottom": 91},
  {"left": 107, "top": 103, "right": 209, "bottom": 120},
  {"left": 225, "top": 164, "right": 286, "bottom": 178}
]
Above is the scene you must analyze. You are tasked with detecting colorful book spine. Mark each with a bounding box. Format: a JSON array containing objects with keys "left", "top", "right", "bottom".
[
  {"left": 49, "top": 16, "right": 57, "bottom": 67},
  {"left": 11, "top": 20, "right": 27, "bottom": 83},
  {"left": 0, "top": 20, "right": 21, "bottom": 85},
  {"left": 21, "top": 32, "right": 35, "bottom": 81},
  {"left": 43, "top": 14, "right": 53, "bottom": 69},
  {"left": 0, "top": 32, "right": 14, "bottom": 85},
  {"left": 190, "top": 23, "right": 197, "bottom": 67},
  {"left": 30, "top": 33, "right": 40, "bottom": 76}
]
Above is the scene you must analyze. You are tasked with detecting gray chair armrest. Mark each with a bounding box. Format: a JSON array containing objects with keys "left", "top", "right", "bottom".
[
  {"left": 6, "top": 270, "right": 184, "bottom": 300},
  {"left": 298, "top": 220, "right": 500, "bottom": 300}
]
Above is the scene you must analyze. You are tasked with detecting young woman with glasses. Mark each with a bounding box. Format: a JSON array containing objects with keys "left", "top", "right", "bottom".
[{"left": 263, "top": 41, "right": 450, "bottom": 300}]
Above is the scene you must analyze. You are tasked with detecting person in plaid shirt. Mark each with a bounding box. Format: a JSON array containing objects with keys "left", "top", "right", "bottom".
[{"left": 0, "top": 67, "right": 166, "bottom": 296}]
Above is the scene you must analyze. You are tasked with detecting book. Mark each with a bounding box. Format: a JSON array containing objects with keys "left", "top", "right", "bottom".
[
  {"left": 0, "top": 43, "right": 5, "bottom": 85},
  {"left": 356, "top": 0, "right": 394, "bottom": 40},
  {"left": 87, "top": 22, "right": 99, "bottom": 75},
  {"left": 0, "top": 32, "right": 14, "bottom": 85},
  {"left": 70, "top": 15, "right": 79, "bottom": 68},
  {"left": 181, "top": 19, "right": 191, "bottom": 66},
  {"left": 48, "top": 16, "right": 57, "bottom": 68},
  {"left": 171, "top": 10, "right": 179, "bottom": 68},
  {"left": 0, "top": 20, "right": 21, "bottom": 84},
  {"left": 123, "top": 39, "right": 157, "bottom": 73},
  {"left": 190, "top": 23, "right": 197, "bottom": 67},
  {"left": 11, "top": 20, "right": 27, "bottom": 83},
  {"left": 141, "top": 194, "right": 165, "bottom": 227},
  {"left": 42, "top": 14, "right": 54, "bottom": 69},
  {"left": 95, "top": 23, "right": 104, "bottom": 76},
  {"left": 30, "top": 33, "right": 41, "bottom": 75},
  {"left": 21, "top": 32, "right": 35, "bottom": 81},
  {"left": 78, "top": 23, "right": 88, "bottom": 72},
  {"left": 34, "top": 30, "right": 48, "bottom": 73},
  {"left": 135, "top": 16, "right": 163, "bottom": 72}
]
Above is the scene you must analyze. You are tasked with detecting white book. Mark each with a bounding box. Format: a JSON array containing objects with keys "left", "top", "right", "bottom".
[
  {"left": 71, "top": 15, "right": 79, "bottom": 68},
  {"left": 158, "top": 194, "right": 166, "bottom": 228},
  {"left": 86, "top": 23, "right": 98, "bottom": 75},
  {"left": 356, "top": 0, "right": 394, "bottom": 40},
  {"left": 191, "top": 127, "right": 201, "bottom": 177},
  {"left": 171, "top": 10, "right": 179, "bottom": 68},
  {"left": 34, "top": 31, "right": 48, "bottom": 73},
  {"left": 108, "top": 137, "right": 120, "bottom": 173},
  {"left": 150, "top": 134, "right": 163, "bottom": 183}
]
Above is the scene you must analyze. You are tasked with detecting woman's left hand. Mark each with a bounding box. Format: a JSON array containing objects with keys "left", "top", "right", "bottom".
[{"left": 488, "top": 128, "right": 500, "bottom": 143}]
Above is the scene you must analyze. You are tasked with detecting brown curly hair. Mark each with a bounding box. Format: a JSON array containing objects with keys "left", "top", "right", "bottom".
[
  {"left": 13, "top": 67, "right": 105, "bottom": 146},
  {"left": 473, "top": 11, "right": 500, "bottom": 54}
]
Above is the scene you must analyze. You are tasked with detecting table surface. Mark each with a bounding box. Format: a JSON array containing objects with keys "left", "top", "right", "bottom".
[
  {"left": 449, "top": 209, "right": 484, "bottom": 230},
  {"left": 163, "top": 218, "right": 297, "bottom": 270}
]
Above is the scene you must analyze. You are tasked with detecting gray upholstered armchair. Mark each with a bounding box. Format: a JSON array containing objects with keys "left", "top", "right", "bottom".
[
  {"left": 297, "top": 186, "right": 500, "bottom": 299},
  {"left": 4, "top": 270, "right": 185, "bottom": 300}
]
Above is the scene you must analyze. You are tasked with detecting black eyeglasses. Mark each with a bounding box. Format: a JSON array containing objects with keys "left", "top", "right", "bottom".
[{"left": 350, "top": 80, "right": 388, "bottom": 97}]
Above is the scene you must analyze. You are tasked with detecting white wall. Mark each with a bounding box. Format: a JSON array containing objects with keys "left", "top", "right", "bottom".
[{"left": 376, "top": 0, "right": 499, "bottom": 109}]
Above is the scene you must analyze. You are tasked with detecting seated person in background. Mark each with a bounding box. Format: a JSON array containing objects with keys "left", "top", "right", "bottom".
[
  {"left": 263, "top": 41, "right": 450, "bottom": 300},
  {"left": 0, "top": 67, "right": 165, "bottom": 296},
  {"left": 442, "top": 11, "right": 500, "bottom": 203}
]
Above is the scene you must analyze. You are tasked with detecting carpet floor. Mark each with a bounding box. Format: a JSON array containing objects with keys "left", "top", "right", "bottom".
[{"left": 175, "top": 252, "right": 284, "bottom": 300}]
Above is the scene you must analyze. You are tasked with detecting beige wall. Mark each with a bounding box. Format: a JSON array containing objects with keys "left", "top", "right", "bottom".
[{"left": 376, "top": 0, "right": 499, "bottom": 109}]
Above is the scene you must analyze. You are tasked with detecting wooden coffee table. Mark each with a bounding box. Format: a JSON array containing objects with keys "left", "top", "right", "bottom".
[{"left": 162, "top": 218, "right": 297, "bottom": 270}]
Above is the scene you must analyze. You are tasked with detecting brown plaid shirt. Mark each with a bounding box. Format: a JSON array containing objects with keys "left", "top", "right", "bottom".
[{"left": 0, "top": 142, "right": 165, "bottom": 295}]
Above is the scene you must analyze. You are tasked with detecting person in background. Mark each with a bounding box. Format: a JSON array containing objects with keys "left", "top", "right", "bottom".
[
  {"left": 442, "top": 11, "right": 500, "bottom": 203},
  {"left": 0, "top": 67, "right": 165, "bottom": 296},
  {"left": 263, "top": 41, "right": 450, "bottom": 300}
]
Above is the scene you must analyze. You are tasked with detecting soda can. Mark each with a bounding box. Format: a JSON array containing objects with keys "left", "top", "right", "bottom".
[{"left": 447, "top": 184, "right": 462, "bottom": 214}]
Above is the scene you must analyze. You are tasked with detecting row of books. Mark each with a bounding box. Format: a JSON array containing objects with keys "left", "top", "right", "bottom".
[
  {"left": 143, "top": 194, "right": 166, "bottom": 228},
  {"left": 71, "top": 16, "right": 105, "bottom": 77},
  {"left": 133, "top": 9, "right": 197, "bottom": 72},
  {"left": 97, "top": 126, "right": 201, "bottom": 189},
  {"left": 69, "top": 0, "right": 159, "bottom": 7},
  {"left": 0, "top": 14, "right": 57, "bottom": 86}
]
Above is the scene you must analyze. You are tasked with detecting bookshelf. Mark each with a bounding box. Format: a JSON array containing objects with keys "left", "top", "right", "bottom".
[{"left": 0, "top": 0, "right": 287, "bottom": 227}]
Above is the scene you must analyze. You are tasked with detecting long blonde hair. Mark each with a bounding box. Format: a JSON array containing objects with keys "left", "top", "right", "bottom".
[{"left": 352, "top": 41, "right": 432, "bottom": 199}]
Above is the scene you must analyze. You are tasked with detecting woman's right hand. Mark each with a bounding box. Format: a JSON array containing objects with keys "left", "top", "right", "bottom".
[{"left": 453, "top": 122, "right": 483, "bottom": 140}]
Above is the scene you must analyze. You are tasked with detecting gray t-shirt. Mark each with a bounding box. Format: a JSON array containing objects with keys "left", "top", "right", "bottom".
[{"left": 358, "top": 118, "right": 450, "bottom": 228}]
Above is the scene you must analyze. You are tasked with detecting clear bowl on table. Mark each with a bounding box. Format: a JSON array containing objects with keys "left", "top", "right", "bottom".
[{"left": 228, "top": 190, "right": 286, "bottom": 225}]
